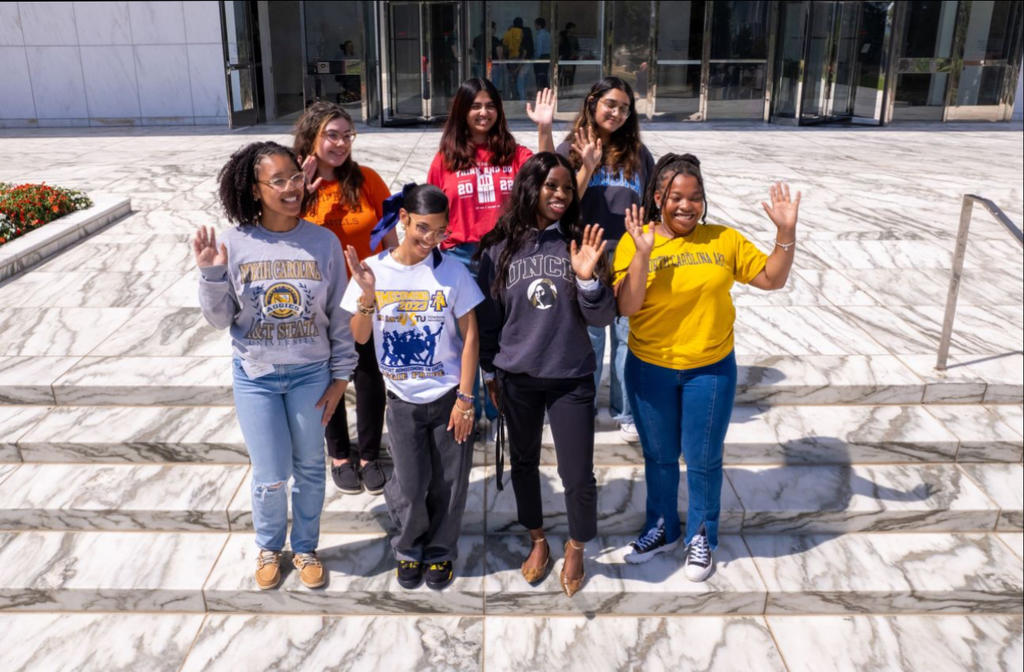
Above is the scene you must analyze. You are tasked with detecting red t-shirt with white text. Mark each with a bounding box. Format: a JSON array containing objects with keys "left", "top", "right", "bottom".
[{"left": 427, "top": 144, "right": 533, "bottom": 249}]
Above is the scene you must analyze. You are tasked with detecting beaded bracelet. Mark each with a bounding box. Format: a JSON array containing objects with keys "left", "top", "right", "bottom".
[
  {"left": 775, "top": 240, "right": 796, "bottom": 251},
  {"left": 456, "top": 390, "right": 474, "bottom": 404}
]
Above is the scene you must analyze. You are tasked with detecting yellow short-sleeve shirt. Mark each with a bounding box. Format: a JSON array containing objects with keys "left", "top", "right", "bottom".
[{"left": 613, "top": 224, "right": 767, "bottom": 370}]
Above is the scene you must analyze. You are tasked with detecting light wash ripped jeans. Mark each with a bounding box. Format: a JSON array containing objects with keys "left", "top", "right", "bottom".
[{"left": 232, "top": 358, "right": 330, "bottom": 553}]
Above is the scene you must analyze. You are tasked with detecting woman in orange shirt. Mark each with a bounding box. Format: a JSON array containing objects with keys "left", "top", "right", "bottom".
[{"left": 294, "top": 102, "right": 396, "bottom": 496}]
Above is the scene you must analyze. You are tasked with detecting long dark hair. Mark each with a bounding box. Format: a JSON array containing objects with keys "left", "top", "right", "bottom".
[
  {"left": 641, "top": 152, "right": 708, "bottom": 226},
  {"left": 477, "top": 152, "right": 608, "bottom": 296},
  {"left": 564, "top": 77, "right": 644, "bottom": 181},
  {"left": 292, "top": 101, "right": 364, "bottom": 208},
  {"left": 439, "top": 78, "right": 517, "bottom": 171},
  {"left": 217, "top": 141, "right": 308, "bottom": 226}
]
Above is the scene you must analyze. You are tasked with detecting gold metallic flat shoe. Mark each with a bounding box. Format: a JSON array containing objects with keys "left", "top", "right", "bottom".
[
  {"left": 520, "top": 536, "right": 551, "bottom": 584},
  {"left": 560, "top": 540, "right": 585, "bottom": 597}
]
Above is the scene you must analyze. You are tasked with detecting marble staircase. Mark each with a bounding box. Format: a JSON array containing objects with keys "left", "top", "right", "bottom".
[{"left": 1, "top": 387, "right": 1022, "bottom": 669}]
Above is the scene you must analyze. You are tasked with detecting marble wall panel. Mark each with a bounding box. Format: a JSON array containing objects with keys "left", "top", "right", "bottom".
[
  {"left": 0, "top": 47, "right": 36, "bottom": 118},
  {"left": 74, "top": 1, "right": 132, "bottom": 46},
  {"left": 24, "top": 47, "right": 88, "bottom": 118},
  {"left": 19, "top": 2, "right": 77, "bottom": 45},
  {"left": 0, "top": 4, "right": 24, "bottom": 46},
  {"left": 188, "top": 43, "right": 226, "bottom": 118},
  {"left": 128, "top": 1, "right": 186, "bottom": 44},
  {"left": 135, "top": 45, "right": 193, "bottom": 117},
  {"left": 79, "top": 45, "right": 140, "bottom": 119},
  {"left": 182, "top": 1, "right": 222, "bottom": 44}
]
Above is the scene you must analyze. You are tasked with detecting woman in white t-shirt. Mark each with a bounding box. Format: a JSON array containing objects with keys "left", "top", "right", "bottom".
[{"left": 341, "top": 184, "right": 484, "bottom": 591}]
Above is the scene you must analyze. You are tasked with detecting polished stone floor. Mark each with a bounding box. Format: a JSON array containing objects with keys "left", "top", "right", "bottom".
[{"left": 0, "top": 120, "right": 1021, "bottom": 671}]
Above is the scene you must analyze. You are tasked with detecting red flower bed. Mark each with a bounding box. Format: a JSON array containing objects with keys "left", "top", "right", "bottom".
[{"left": 0, "top": 182, "right": 93, "bottom": 246}]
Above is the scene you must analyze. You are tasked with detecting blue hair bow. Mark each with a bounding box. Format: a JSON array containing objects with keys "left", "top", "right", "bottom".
[{"left": 370, "top": 183, "right": 416, "bottom": 249}]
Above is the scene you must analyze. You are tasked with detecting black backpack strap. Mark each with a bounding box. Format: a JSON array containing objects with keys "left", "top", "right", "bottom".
[{"left": 432, "top": 247, "right": 443, "bottom": 267}]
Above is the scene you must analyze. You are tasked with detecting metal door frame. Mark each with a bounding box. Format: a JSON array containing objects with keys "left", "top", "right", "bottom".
[{"left": 220, "top": 0, "right": 263, "bottom": 128}]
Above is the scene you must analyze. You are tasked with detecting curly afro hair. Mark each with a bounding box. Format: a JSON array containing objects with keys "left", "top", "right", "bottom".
[{"left": 217, "top": 141, "right": 305, "bottom": 226}]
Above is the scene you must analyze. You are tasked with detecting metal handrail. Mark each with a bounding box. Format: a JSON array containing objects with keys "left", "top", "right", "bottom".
[{"left": 936, "top": 195, "right": 1024, "bottom": 371}]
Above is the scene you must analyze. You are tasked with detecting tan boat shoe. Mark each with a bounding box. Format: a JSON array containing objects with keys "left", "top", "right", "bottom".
[
  {"left": 254, "top": 549, "right": 282, "bottom": 590},
  {"left": 293, "top": 551, "right": 326, "bottom": 588}
]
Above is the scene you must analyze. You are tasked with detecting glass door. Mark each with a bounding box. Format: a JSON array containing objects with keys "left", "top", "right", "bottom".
[
  {"left": 220, "top": 0, "right": 262, "bottom": 127},
  {"left": 890, "top": 0, "right": 959, "bottom": 121},
  {"left": 946, "top": 0, "right": 1024, "bottom": 121},
  {"left": 385, "top": 1, "right": 462, "bottom": 123},
  {"left": 771, "top": 1, "right": 891, "bottom": 125},
  {"left": 652, "top": 0, "right": 705, "bottom": 120}
]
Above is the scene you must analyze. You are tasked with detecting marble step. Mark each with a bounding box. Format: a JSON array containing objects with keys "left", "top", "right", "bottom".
[
  {"left": 0, "top": 530, "right": 1019, "bottom": 616},
  {"left": 3, "top": 353, "right": 1019, "bottom": 407},
  {"left": 2, "top": 612, "right": 1020, "bottom": 672},
  {"left": 1, "top": 463, "right": 1019, "bottom": 536},
  {"left": 3, "top": 402, "right": 1020, "bottom": 465}
]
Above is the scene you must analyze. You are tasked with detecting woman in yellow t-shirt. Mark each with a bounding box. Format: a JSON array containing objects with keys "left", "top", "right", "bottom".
[
  {"left": 613, "top": 153, "right": 801, "bottom": 581},
  {"left": 294, "top": 102, "right": 397, "bottom": 497}
]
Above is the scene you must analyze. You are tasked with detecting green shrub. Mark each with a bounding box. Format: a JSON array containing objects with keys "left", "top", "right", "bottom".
[{"left": 0, "top": 182, "right": 93, "bottom": 246}]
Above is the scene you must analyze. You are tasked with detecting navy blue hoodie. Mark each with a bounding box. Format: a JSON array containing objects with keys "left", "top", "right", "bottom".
[{"left": 476, "top": 223, "right": 615, "bottom": 379}]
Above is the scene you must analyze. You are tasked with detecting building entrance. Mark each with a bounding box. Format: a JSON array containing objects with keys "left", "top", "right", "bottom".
[
  {"left": 772, "top": 1, "right": 891, "bottom": 125},
  {"left": 383, "top": 1, "right": 462, "bottom": 122}
]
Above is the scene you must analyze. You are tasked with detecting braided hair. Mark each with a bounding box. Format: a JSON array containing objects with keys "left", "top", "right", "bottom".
[
  {"left": 641, "top": 152, "right": 708, "bottom": 227},
  {"left": 217, "top": 141, "right": 307, "bottom": 226}
]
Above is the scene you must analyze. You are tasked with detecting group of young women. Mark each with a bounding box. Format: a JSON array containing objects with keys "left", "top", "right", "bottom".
[{"left": 194, "top": 76, "right": 801, "bottom": 595}]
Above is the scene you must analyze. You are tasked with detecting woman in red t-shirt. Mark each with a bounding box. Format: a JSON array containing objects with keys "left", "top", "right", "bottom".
[
  {"left": 294, "top": 102, "right": 394, "bottom": 497},
  {"left": 427, "top": 78, "right": 556, "bottom": 271},
  {"left": 427, "top": 78, "right": 556, "bottom": 432}
]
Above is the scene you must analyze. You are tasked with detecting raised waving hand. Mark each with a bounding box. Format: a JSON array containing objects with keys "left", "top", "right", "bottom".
[
  {"left": 525, "top": 87, "right": 556, "bottom": 128},
  {"left": 760, "top": 182, "right": 801, "bottom": 232},
  {"left": 192, "top": 226, "right": 228, "bottom": 268},
  {"left": 344, "top": 245, "right": 376, "bottom": 295},
  {"left": 301, "top": 155, "right": 324, "bottom": 193},
  {"left": 623, "top": 204, "right": 652, "bottom": 255},
  {"left": 570, "top": 224, "right": 607, "bottom": 281},
  {"left": 571, "top": 126, "right": 603, "bottom": 173}
]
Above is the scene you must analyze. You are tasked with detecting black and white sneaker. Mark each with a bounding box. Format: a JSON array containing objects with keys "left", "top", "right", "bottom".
[
  {"left": 684, "top": 531, "right": 713, "bottom": 582},
  {"left": 624, "top": 523, "right": 679, "bottom": 564},
  {"left": 425, "top": 561, "right": 454, "bottom": 590}
]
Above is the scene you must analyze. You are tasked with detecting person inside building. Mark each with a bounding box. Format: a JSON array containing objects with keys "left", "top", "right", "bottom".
[
  {"left": 557, "top": 77, "right": 655, "bottom": 446},
  {"left": 615, "top": 153, "right": 800, "bottom": 581},
  {"left": 476, "top": 152, "right": 615, "bottom": 597},
  {"left": 294, "top": 102, "right": 396, "bottom": 497},
  {"left": 533, "top": 17, "right": 552, "bottom": 90},
  {"left": 342, "top": 183, "right": 483, "bottom": 591},
  {"left": 195, "top": 141, "right": 357, "bottom": 591},
  {"left": 427, "top": 77, "right": 555, "bottom": 437}
]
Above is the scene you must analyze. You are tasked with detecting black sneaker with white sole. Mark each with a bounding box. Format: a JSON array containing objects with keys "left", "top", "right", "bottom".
[
  {"left": 684, "top": 531, "right": 713, "bottom": 582},
  {"left": 624, "top": 524, "right": 680, "bottom": 564}
]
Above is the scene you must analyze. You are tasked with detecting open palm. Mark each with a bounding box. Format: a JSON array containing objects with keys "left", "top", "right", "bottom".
[
  {"left": 623, "top": 204, "right": 652, "bottom": 254},
  {"left": 344, "top": 245, "right": 376, "bottom": 294},
  {"left": 191, "top": 226, "right": 228, "bottom": 268},
  {"left": 570, "top": 224, "right": 607, "bottom": 280}
]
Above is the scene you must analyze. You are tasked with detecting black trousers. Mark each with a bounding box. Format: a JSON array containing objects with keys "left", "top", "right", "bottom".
[
  {"left": 499, "top": 370, "right": 597, "bottom": 542},
  {"left": 325, "top": 337, "right": 386, "bottom": 461}
]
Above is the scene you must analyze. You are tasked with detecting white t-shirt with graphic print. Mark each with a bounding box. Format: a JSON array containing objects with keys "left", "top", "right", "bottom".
[{"left": 341, "top": 249, "right": 484, "bottom": 404}]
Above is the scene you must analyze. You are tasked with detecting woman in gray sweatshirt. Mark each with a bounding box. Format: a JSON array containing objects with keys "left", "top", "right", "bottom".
[
  {"left": 194, "top": 141, "right": 357, "bottom": 591},
  {"left": 476, "top": 152, "right": 615, "bottom": 597}
]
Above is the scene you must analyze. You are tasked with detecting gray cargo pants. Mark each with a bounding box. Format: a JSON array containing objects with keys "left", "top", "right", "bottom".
[{"left": 383, "top": 385, "right": 473, "bottom": 563}]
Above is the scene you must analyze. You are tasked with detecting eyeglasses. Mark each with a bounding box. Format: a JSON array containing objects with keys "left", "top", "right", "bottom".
[
  {"left": 598, "top": 98, "right": 631, "bottom": 118},
  {"left": 415, "top": 222, "right": 449, "bottom": 242},
  {"left": 258, "top": 173, "right": 305, "bottom": 190},
  {"left": 323, "top": 130, "right": 357, "bottom": 144}
]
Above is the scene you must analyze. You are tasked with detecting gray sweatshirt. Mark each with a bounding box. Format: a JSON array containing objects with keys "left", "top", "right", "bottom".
[{"left": 197, "top": 220, "right": 357, "bottom": 379}]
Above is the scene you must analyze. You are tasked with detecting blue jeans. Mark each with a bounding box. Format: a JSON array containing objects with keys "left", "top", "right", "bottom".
[
  {"left": 447, "top": 242, "right": 497, "bottom": 421},
  {"left": 232, "top": 359, "right": 330, "bottom": 553},
  {"left": 589, "top": 315, "right": 632, "bottom": 422},
  {"left": 625, "top": 350, "right": 736, "bottom": 549}
]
